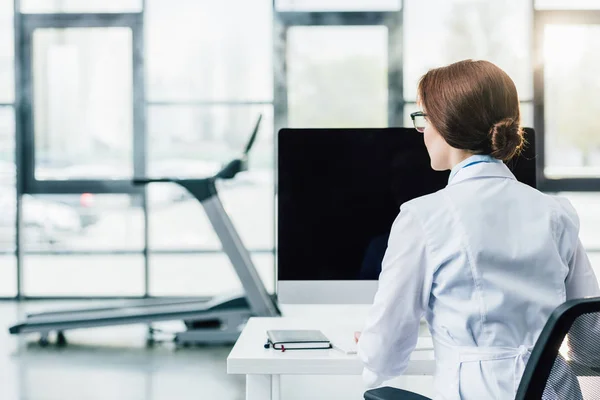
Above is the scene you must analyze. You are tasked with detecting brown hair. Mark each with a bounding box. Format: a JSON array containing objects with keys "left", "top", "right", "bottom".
[{"left": 417, "top": 59, "right": 524, "bottom": 161}]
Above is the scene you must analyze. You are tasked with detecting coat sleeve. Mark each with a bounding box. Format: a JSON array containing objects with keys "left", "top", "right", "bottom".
[
  {"left": 565, "top": 238, "right": 600, "bottom": 299},
  {"left": 555, "top": 199, "right": 600, "bottom": 367},
  {"left": 553, "top": 197, "right": 600, "bottom": 299},
  {"left": 357, "top": 208, "right": 431, "bottom": 388}
]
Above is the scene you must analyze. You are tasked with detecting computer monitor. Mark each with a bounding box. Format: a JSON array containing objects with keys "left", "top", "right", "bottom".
[{"left": 277, "top": 127, "right": 536, "bottom": 304}]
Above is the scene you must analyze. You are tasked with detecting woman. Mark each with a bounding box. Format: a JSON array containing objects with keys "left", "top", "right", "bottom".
[{"left": 355, "top": 59, "right": 600, "bottom": 399}]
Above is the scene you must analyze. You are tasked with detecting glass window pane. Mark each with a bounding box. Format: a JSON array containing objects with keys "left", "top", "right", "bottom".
[
  {"left": 32, "top": 28, "right": 133, "bottom": 179},
  {"left": 148, "top": 105, "right": 273, "bottom": 170},
  {"left": 0, "top": 0, "right": 13, "bottom": 103},
  {"left": 0, "top": 109, "right": 14, "bottom": 297},
  {"left": 543, "top": 24, "right": 600, "bottom": 178},
  {"left": 147, "top": 178, "right": 274, "bottom": 251},
  {"left": 287, "top": 26, "right": 388, "bottom": 128},
  {"left": 536, "top": 0, "right": 600, "bottom": 9},
  {"left": 276, "top": 0, "right": 401, "bottom": 11},
  {"left": 21, "top": 0, "right": 141, "bottom": 13},
  {"left": 0, "top": 187, "right": 16, "bottom": 250},
  {"left": 0, "top": 106, "right": 15, "bottom": 184},
  {"left": 147, "top": 105, "right": 274, "bottom": 251},
  {"left": 0, "top": 255, "right": 16, "bottom": 297},
  {"left": 0, "top": 107, "right": 15, "bottom": 277},
  {"left": 557, "top": 193, "right": 600, "bottom": 250},
  {"left": 21, "top": 195, "right": 143, "bottom": 297},
  {"left": 149, "top": 253, "right": 274, "bottom": 296},
  {"left": 404, "top": 0, "right": 532, "bottom": 101},
  {"left": 521, "top": 102, "right": 534, "bottom": 129},
  {"left": 220, "top": 174, "right": 274, "bottom": 249},
  {"left": 24, "top": 255, "right": 144, "bottom": 296},
  {"left": 22, "top": 194, "right": 143, "bottom": 251},
  {"left": 146, "top": 0, "right": 272, "bottom": 102},
  {"left": 149, "top": 190, "right": 223, "bottom": 250}
]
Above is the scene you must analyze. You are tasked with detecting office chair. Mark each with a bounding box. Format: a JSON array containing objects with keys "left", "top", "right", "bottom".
[{"left": 364, "top": 296, "right": 600, "bottom": 400}]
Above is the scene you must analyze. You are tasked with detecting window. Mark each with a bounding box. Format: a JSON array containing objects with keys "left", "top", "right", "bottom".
[
  {"left": 287, "top": 26, "right": 388, "bottom": 128},
  {"left": 0, "top": 0, "right": 13, "bottom": 103},
  {"left": 0, "top": 106, "right": 14, "bottom": 297},
  {"left": 0, "top": 0, "right": 14, "bottom": 297},
  {"left": 20, "top": 0, "right": 142, "bottom": 13},
  {"left": 147, "top": 105, "right": 273, "bottom": 171},
  {"left": 542, "top": 24, "right": 600, "bottom": 178},
  {"left": 276, "top": 0, "right": 401, "bottom": 12},
  {"left": 149, "top": 253, "right": 274, "bottom": 296},
  {"left": 561, "top": 193, "right": 600, "bottom": 250},
  {"left": 145, "top": 0, "right": 275, "bottom": 297},
  {"left": 24, "top": 255, "right": 144, "bottom": 296},
  {"left": 32, "top": 28, "right": 134, "bottom": 179},
  {"left": 0, "top": 107, "right": 14, "bottom": 184},
  {"left": 147, "top": 105, "right": 274, "bottom": 251},
  {"left": 404, "top": 0, "right": 532, "bottom": 102},
  {"left": 145, "top": 0, "right": 272, "bottom": 102},
  {"left": 21, "top": 194, "right": 144, "bottom": 296},
  {"left": 536, "top": 0, "right": 600, "bottom": 9},
  {"left": 0, "top": 256, "right": 16, "bottom": 297},
  {"left": 21, "top": 194, "right": 143, "bottom": 251}
]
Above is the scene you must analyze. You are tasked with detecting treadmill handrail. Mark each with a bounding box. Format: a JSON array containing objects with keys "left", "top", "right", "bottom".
[{"left": 133, "top": 113, "right": 262, "bottom": 186}]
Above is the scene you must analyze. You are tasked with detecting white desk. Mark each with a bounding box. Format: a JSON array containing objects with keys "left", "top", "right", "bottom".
[{"left": 227, "top": 315, "right": 436, "bottom": 400}]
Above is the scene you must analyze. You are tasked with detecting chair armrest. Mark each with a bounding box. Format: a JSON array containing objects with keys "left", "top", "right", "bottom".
[{"left": 364, "top": 386, "right": 432, "bottom": 400}]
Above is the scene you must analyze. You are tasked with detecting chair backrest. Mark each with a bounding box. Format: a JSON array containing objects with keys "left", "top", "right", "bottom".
[{"left": 516, "top": 297, "right": 600, "bottom": 399}]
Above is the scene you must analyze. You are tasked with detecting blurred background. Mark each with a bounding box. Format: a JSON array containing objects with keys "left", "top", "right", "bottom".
[
  {"left": 1, "top": 0, "right": 600, "bottom": 399},
  {"left": 1, "top": 0, "right": 599, "bottom": 301}
]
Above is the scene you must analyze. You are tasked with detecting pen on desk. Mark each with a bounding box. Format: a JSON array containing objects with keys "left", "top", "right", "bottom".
[
  {"left": 263, "top": 339, "right": 285, "bottom": 352},
  {"left": 264, "top": 340, "right": 287, "bottom": 352}
]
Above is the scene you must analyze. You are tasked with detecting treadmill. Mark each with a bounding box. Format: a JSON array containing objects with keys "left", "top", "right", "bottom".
[{"left": 9, "top": 114, "right": 281, "bottom": 347}]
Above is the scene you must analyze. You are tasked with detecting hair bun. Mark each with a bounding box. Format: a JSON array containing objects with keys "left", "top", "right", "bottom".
[{"left": 489, "top": 118, "right": 524, "bottom": 161}]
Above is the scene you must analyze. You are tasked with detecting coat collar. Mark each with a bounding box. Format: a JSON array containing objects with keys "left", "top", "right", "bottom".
[{"left": 447, "top": 155, "right": 516, "bottom": 186}]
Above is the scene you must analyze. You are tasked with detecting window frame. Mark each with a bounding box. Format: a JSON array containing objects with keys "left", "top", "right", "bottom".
[
  {"left": 533, "top": 9, "right": 600, "bottom": 191},
  {"left": 273, "top": 10, "right": 404, "bottom": 131},
  {"left": 13, "top": 11, "right": 149, "bottom": 298},
  {"left": 17, "top": 12, "right": 146, "bottom": 195}
]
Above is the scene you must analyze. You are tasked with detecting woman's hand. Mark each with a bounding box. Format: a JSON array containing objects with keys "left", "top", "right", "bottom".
[{"left": 354, "top": 331, "right": 361, "bottom": 343}]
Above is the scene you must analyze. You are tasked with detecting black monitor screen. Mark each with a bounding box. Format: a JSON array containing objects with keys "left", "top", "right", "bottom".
[{"left": 277, "top": 127, "right": 536, "bottom": 281}]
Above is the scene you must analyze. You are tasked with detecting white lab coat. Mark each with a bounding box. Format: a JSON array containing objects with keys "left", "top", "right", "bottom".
[{"left": 357, "top": 155, "right": 600, "bottom": 400}]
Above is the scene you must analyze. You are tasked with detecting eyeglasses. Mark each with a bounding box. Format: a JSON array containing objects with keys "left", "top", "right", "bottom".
[{"left": 410, "top": 111, "right": 427, "bottom": 133}]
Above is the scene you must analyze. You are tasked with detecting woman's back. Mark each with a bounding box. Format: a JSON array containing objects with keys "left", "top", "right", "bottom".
[
  {"left": 415, "top": 160, "right": 572, "bottom": 347},
  {"left": 404, "top": 158, "right": 589, "bottom": 398}
]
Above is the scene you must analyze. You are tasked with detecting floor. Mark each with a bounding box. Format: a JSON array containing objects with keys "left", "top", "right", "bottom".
[{"left": 0, "top": 301, "right": 245, "bottom": 400}]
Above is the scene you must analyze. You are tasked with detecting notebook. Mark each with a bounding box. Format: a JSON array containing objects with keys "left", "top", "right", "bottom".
[{"left": 266, "top": 329, "right": 331, "bottom": 350}]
